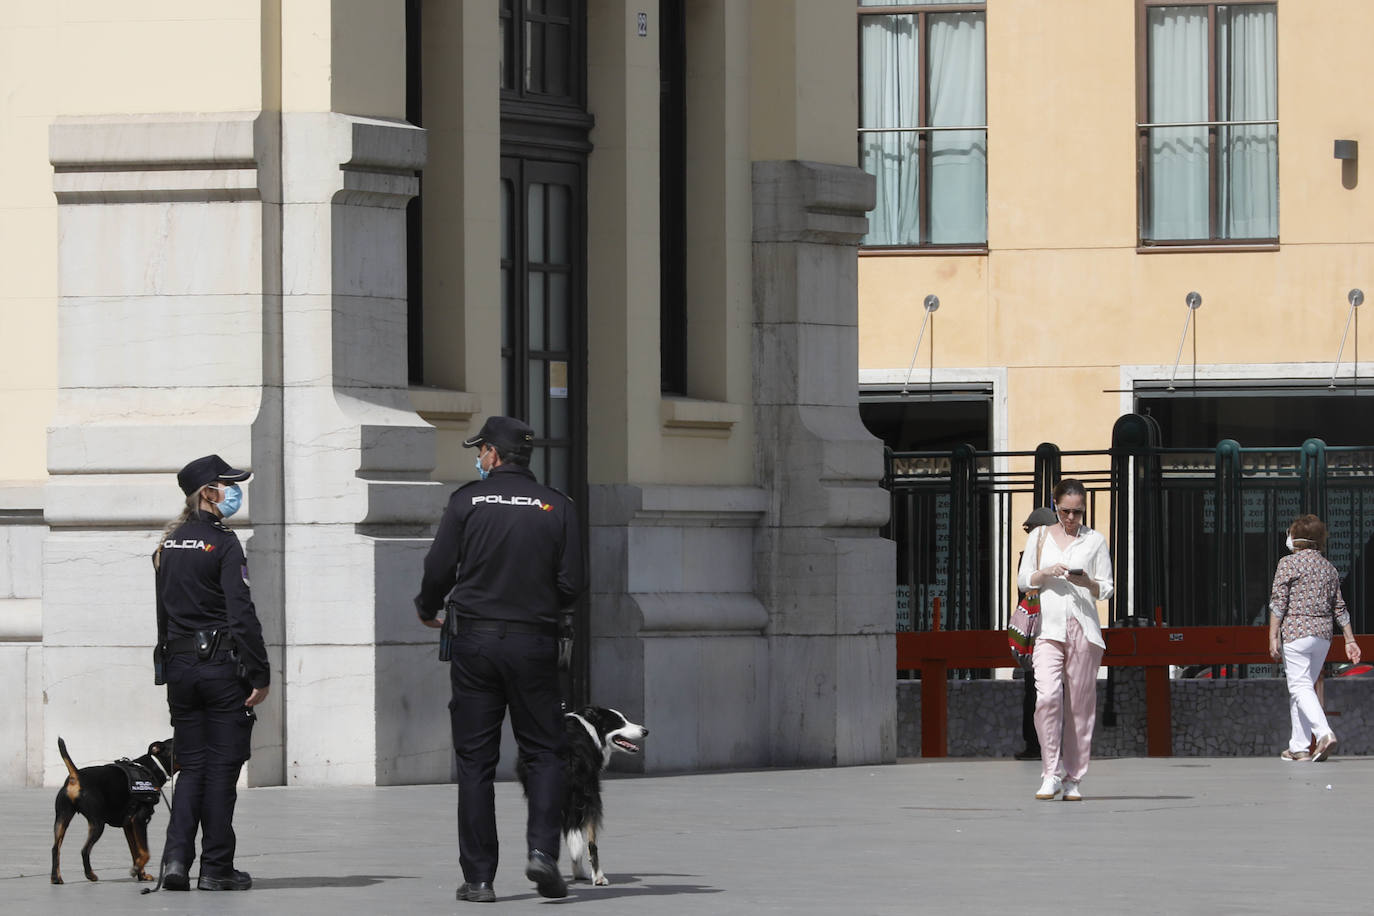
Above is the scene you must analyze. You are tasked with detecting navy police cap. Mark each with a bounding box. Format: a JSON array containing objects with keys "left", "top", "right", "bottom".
[
  {"left": 463, "top": 415, "right": 535, "bottom": 454},
  {"left": 177, "top": 454, "right": 251, "bottom": 496}
]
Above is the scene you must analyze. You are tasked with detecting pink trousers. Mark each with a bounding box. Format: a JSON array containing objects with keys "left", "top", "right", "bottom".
[{"left": 1032, "top": 616, "right": 1104, "bottom": 781}]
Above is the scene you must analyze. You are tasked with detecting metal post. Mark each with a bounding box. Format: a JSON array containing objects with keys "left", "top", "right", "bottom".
[
  {"left": 1032, "top": 442, "right": 1061, "bottom": 510},
  {"left": 1215, "top": 439, "right": 1245, "bottom": 626},
  {"left": 949, "top": 444, "right": 977, "bottom": 632},
  {"left": 1300, "top": 438, "right": 1328, "bottom": 521}
]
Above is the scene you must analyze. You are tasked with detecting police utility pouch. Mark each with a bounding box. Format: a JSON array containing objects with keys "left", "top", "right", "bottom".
[
  {"left": 438, "top": 613, "right": 453, "bottom": 662},
  {"left": 195, "top": 629, "right": 220, "bottom": 660},
  {"left": 229, "top": 647, "right": 249, "bottom": 683},
  {"left": 153, "top": 645, "right": 166, "bottom": 686}
]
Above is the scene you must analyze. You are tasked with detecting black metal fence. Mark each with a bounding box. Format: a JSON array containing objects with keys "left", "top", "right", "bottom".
[{"left": 884, "top": 414, "right": 1374, "bottom": 643}]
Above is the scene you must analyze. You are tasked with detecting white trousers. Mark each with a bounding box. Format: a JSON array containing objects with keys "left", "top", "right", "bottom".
[{"left": 1283, "top": 635, "right": 1333, "bottom": 753}]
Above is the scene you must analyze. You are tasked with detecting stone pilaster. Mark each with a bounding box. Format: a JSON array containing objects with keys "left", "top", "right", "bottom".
[
  {"left": 587, "top": 484, "right": 772, "bottom": 771},
  {"left": 278, "top": 113, "right": 446, "bottom": 785},
  {"left": 752, "top": 160, "right": 896, "bottom": 766},
  {"left": 45, "top": 113, "right": 287, "bottom": 784},
  {"left": 44, "top": 112, "right": 446, "bottom": 787}
]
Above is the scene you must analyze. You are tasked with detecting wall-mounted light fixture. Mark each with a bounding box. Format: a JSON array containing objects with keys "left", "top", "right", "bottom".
[
  {"left": 1334, "top": 140, "right": 1359, "bottom": 161},
  {"left": 1330, "top": 287, "right": 1363, "bottom": 391},
  {"left": 1167, "top": 291, "right": 1203, "bottom": 391},
  {"left": 900, "top": 294, "right": 940, "bottom": 398}
]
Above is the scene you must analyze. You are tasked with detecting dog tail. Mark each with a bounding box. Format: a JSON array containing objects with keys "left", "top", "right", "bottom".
[{"left": 57, "top": 737, "right": 80, "bottom": 792}]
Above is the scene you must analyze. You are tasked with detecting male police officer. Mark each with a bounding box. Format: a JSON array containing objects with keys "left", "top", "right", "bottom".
[{"left": 415, "top": 416, "right": 585, "bottom": 903}]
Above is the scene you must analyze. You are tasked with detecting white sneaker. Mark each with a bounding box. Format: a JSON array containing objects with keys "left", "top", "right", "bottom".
[
  {"left": 1062, "top": 778, "right": 1082, "bottom": 801},
  {"left": 1313, "top": 732, "right": 1337, "bottom": 762},
  {"left": 1034, "top": 775, "right": 1061, "bottom": 800}
]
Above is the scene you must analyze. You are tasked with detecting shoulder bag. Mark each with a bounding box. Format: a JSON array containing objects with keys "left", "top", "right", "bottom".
[{"left": 1008, "top": 527, "right": 1047, "bottom": 670}]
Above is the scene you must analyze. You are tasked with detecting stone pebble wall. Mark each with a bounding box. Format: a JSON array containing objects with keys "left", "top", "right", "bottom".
[{"left": 897, "top": 672, "right": 1374, "bottom": 757}]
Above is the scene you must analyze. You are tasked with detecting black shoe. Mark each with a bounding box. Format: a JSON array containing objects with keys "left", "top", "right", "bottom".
[
  {"left": 525, "top": 849, "right": 567, "bottom": 899},
  {"left": 457, "top": 881, "right": 497, "bottom": 903},
  {"left": 197, "top": 869, "right": 252, "bottom": 891},
  {"left": 1014, "top": 746, "right": 1041, "bottom": 761},
  {"left": 162, "top": 860, "right": 189, "bottom": 891}
]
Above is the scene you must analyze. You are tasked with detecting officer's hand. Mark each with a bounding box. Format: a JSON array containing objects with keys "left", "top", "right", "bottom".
[
  {"left": 245, "top": 686, "right": 269, "bottom": 707},
  {"left": 420, "top": 615, "right": 444, "bottom": 629}
]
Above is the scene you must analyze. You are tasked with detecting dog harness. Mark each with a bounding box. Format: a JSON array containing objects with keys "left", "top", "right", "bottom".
[{"left": 115, "top": 759, "right": 163, "bottom": 808}]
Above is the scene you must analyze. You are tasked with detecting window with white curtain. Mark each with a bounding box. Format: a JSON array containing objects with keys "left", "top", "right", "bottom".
[
  {"left": 858, "top": 1, "right": 987, "bottom": 249},
  {"left": 1139, "top": 1, "right": 1278, "bottom": 244}
]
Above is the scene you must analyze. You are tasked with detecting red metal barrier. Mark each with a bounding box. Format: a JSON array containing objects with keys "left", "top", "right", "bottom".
[{"left": 897, "top": 627, "right": 1374, "bottom": 758}]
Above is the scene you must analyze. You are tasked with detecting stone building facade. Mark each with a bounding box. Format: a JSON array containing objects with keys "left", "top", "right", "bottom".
[{"left": 0, "top": 1, "right": 894, "bottom": 787}]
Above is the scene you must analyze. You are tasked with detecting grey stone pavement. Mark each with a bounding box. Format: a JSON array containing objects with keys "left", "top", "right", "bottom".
[{"left": 6, "top": 756, "right": 1372, "bottom": 915}]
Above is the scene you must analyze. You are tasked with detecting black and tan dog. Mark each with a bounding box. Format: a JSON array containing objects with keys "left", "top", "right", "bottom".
[{"left": 51, "top": 736, "right": 174, "bottom": 885}]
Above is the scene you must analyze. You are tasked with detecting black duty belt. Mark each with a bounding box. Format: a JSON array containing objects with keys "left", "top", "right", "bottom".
[
  {"left": 454, "top": 619, "right": 557, "bottom": 638},
  {"left": 164, "top": 634, "right": 236, "bottom": 656}
]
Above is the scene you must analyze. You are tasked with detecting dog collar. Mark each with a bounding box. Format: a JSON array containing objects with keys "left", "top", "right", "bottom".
[{"left": 565, "top": 712, "right": 602, "bottom": 751}]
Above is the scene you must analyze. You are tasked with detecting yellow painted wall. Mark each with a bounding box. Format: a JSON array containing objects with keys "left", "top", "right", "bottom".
[
  {"left": 0, "top": 1, "right": 412, "bottom": 484},
  {"left": 282, "top": 0, "right": 405, "bottom": 117},
  {"left": 0, "top": 1, "right": 271, "bottom": 484},
  {"left": 859, "top": 1, "right": 1374, "bottom": 455},
  {"left": 0, "top": 5, "right": 58, "bottom": 481},
  {"left": 749, "top": 0, "right": 857, "bottom": 166}
]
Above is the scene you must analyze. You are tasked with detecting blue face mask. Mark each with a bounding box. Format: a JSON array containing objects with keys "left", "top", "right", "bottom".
[
  {"left": 474, "top": 454, "right": 490, "bottom": 480},
  {"left": 216, "top": 483, "right": 243, "bottom": 519}
]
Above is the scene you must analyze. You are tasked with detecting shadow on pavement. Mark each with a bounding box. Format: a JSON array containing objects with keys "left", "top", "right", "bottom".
[
  {"left": 251, "top": 874, "right": 416, "bottom": 890},
  {"left": 494, "top": 875, "right": 722, "bottom": 903}
]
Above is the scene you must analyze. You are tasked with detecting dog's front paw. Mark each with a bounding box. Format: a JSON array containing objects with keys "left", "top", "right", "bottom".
[
  {"left": 132, "top": 868, "right": 154, "bottom": 881},
  {"left": 50, "top": 875, "right": 63, "bottom": 885},
  {"left": 593, "top": 874, "right": 610, "bottom": 887}
]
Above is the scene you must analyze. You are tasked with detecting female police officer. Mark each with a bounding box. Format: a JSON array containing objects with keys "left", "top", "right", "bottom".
[{"left": 153, "top": 454, "right": 269, "bottom": 891}]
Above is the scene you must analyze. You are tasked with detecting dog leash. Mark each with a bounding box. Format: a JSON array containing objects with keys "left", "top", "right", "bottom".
[{"left": 140, "top": 757, "right": 176, "bottom": 895}]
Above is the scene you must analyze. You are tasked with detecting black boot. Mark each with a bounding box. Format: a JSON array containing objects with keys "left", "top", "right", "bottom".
[
  {"left": 198, "top": 869, "right": 252, "bottom": 891},
  {"left": 162, "top": 860, "right": 190, "bottom": 891},
  {"left": 457, "top": 881, "right": 497, "bottom": 902},
  {"left": 525, "top": 849, "right": 567, "bottom": 899}
]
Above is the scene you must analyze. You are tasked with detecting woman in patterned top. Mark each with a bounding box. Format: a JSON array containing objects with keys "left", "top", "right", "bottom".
[{"left": 1268, "top": 514, "right": 1361, "bottom": 762}]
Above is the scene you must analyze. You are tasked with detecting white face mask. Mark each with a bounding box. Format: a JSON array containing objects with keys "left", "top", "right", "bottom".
[{"left": 1285, "top": 533, "right": 1296, "bottom": 552}]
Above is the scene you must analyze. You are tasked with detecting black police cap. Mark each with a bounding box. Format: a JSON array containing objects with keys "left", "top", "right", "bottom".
[
  {"left": 463, "top": 416, "right": 535, "bottom": 455},
  {"left": 177, "top": 454, "right": 251, "bottom": 496}
]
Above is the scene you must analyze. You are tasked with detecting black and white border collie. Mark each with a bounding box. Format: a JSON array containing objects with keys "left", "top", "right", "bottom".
[{"left": 521, "top": 706, "right": 648, "bottom": 886}]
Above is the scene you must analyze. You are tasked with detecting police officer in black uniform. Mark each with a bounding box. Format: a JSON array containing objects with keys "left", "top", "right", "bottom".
[
  {"left": 415, "top": 416, "right": 585, "bottom": 903},
  {"left": 154, "top": 454, "right": 270, "bottom": 891}
]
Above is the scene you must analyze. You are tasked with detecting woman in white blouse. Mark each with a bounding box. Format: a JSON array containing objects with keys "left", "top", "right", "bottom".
[{"left": 1016, "top": 478, "right": 1114, "bottom": 801}]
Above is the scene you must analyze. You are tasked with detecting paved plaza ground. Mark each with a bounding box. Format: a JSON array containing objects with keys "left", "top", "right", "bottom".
[{"left": 5, "top": 755, "right": 1370, "bottom": 915}]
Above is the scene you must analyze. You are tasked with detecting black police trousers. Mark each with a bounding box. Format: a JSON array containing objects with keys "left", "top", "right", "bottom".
[
  {"left": 449, "top": 627, "right": 566, "bottom": 883},
  {"left": 163, "top": 653, "right": 254, "bottom": 876}
]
